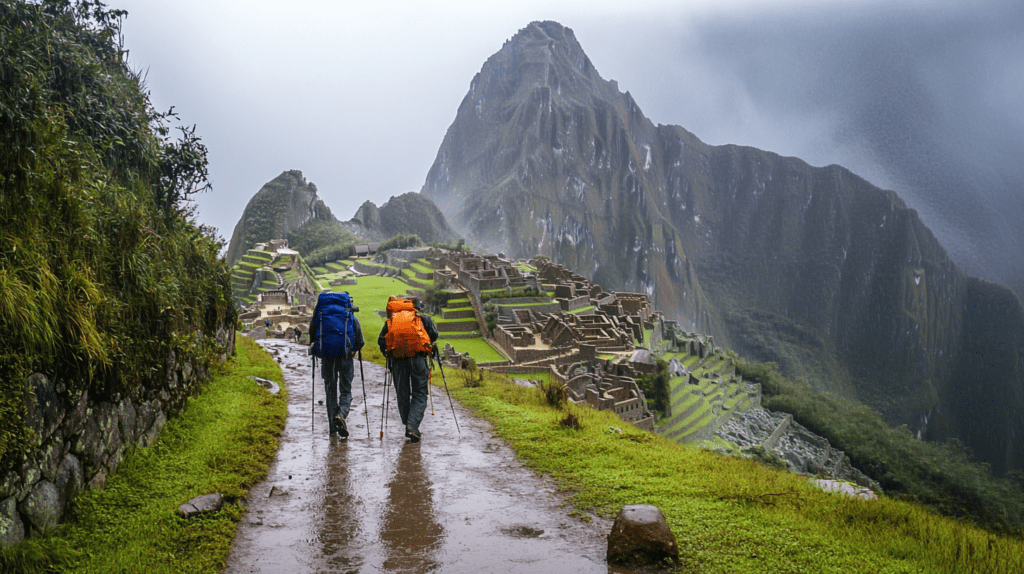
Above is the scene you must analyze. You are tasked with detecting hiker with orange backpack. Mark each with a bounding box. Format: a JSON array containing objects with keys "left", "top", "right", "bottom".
[{"left": 377, "top": 296, "right": 438, "bottom": 443}]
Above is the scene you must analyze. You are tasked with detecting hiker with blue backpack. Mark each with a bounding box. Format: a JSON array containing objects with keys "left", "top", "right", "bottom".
[{"left": 310, "top": 291, "right": 364, "bottom": 438}]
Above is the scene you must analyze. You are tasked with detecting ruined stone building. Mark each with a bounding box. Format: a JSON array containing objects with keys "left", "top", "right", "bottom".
[{"left": 427, "top": 250, "right": 658, "bottom": 430}]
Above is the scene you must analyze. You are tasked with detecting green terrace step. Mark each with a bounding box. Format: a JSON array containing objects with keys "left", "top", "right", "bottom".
[
  {"left": 682, "top": 355, "right": 701, "bottom": 368},
  {"left": 668, "top": 411, "right": 716, "bottom": 442},
  {"left": 667, "top": 391, "right": 705, "bottom": 421},
  {"left": 660, "top": 404, "right": 714, "bottom": 441},
  {"left": 436, "top": 332, "right": 482, "bottom": 339},
  {"left": 436, "top": 320, "right": 479, "bottom": 333}
]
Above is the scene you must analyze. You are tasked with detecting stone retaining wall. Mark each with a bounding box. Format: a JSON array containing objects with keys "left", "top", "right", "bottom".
[{"left": 0, "top": 325, "right": 235, "bottom": 547}]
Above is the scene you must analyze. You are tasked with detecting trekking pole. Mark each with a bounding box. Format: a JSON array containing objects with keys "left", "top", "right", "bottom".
[
  {"left": 434, "top": 348, "right": 460, "bottom": 434},
  {"left": 358, "top": 350, "right": 370, "bottom": 439},
  {"left": 428, "top": 354, "right": 436, "bottom": 416},
  {"left": 311, "top": 354, "right": 316, "bottom": 433},
  {"left": 380, "top": 356, "right": 389, "bottom": 439}
]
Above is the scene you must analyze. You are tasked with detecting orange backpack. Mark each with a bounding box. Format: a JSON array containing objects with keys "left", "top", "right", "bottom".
[{"left": 385, "top": 297, "right": 432, "bottom": 358}]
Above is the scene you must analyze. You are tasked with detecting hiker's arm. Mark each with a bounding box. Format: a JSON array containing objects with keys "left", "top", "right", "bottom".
[
  {"left": 422, "top": 315, "right": 439, "bottom": 343},
  {"left": 353, "top": 316, "right": 364, "bottom": 352},
  {"left": 377, "top": 322, "right": 388, "bottom": 355},
  {"left": 309, "top": 305, "right": 320, "bottom": 340}
]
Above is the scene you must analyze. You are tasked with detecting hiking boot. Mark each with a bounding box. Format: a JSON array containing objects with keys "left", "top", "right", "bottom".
[
  {"left": 404, "top": 429, "right": 421, "bottom": 443},
  {"left": 335, "top": 415, "right": 348, "bottom": 439}
]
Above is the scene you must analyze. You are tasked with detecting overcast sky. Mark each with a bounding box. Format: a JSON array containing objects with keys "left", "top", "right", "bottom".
[{"left": 116, "top": 0, "right": 1024, "bottom": 296}]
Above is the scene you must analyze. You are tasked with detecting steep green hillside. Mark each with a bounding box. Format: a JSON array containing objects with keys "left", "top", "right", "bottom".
[
  {"left": 0, "top": 1, "right": 234, "bottom": 470},
  {"left": 286, "top": 218, "right": 359, "bottom": 268},
  {"left": 420, "top": 20, "right": 1024, "bottom": 476},
  {"left": 225, "top": 170, "right": 335, "bottom": 265}
]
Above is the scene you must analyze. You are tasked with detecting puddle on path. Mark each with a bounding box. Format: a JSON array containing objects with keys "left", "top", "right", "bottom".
[{"left": 224, "top": 339, "right": 636, "bottom": 574}]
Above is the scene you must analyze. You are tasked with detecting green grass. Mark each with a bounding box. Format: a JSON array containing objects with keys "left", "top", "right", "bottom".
[
  {"left": 334, "top": 275, "right": 504, "bottom": 366},
  {"left": 409, "top": 262, "right": 433, "bottom": 274},
  {"left": 334, "top": 275, "right": 412, "bottom": 341},
  {"left": 0, "top": 337, "right": 288, "bottom": 573},
  {"left": 434, "top": 316, "right": 479, "bottom": 325},
  {"left": 568, "top": 305, "right": 596, "bottom": 314},
  {"left": 438, "top": 337, "right": 506, "bottom": 363},
  {"left": 451, "top": 376, "right": 1024, "bottom": 573}
]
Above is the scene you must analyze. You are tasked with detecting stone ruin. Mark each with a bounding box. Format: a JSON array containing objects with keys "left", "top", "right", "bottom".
[
  {"left": 238, "top": 288, "right": 314, "bottom": 343},
  {"left": 426, "top": 250, "right": 659, "bottom": 431},
  {"left": 235, "top": 239, "right": 321, "bottom": 342}
]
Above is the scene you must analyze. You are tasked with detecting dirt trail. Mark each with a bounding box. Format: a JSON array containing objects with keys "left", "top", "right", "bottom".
[{"left": 224, "top": 339, "right": 631, "bottom": 573}]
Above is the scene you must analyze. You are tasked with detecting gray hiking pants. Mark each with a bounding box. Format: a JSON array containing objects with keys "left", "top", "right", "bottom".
[
  {"left": 389, "top": 355, "right": 430, "bottom": 435},
  {"left": 322, "top": 353, "right": 355, "bottom": 432}
]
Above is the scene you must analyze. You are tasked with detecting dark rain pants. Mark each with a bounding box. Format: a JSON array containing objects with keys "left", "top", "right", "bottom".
[
  {"left": 322, "top": 353, "right": 355, "bottom": 432},
  {"left": 389, "top": 355, "right": 430, "bottom": 435}
]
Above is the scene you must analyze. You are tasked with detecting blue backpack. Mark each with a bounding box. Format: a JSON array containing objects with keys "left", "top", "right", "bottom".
[{"left": 311, "top": 291, "right": 356, "bottom": 357}]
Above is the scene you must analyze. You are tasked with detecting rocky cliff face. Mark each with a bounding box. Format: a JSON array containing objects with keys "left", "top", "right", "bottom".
[
  {"left": 226, "top": 170, "right": 335, "bottom": 264},
  {"left": 421, "top": 21, "right": 1024, "bottom": 475}
]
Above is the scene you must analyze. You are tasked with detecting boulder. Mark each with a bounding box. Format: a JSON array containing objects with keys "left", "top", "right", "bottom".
[
  {"left": 141, "top": 410, "right": 167, "bottom": 447},
  {"left": 60, "top": 390, "right": 89, "bottom": 442},
  {"left": 606, "top": 504, "right": 679, "bottom": 568},
  {"left": 0, "top": 497, "right": 24, "bottom": 548},
  {"left": 36, "top": 437, "right": 65, "bottom": 482},
  {"left": 178, "top": 493, "right": 224, "bottom": 518},
  {"left": 55, "top": 454, "right": 83, "bottom": 509},
  {"left": 248, "top": 376, "right": 281, "bottom": 395},
  {"left": 117, "top": 400, "right": 139, "bottom": 445},
  {"left": 18, "top": 480, "right": 61, "bottom": 535},
  {"left": 24, "top": 373, "right": 65, "bottom": 446},
  {"left": 72, "top": 404, "right": 116, "bottom": 473}
]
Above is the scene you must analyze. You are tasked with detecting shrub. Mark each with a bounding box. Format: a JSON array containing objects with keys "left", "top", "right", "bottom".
[{"left": 0, "top": 0, "right": 234, "bottom": 472}]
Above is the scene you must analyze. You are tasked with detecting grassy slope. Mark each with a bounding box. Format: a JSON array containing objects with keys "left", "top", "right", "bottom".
[
  {"left": 0, "top": 337, "right": 287, "bottom": 573},
  {"left": 451, "top": 375, "right": 1024, "bottom": 574},
  {"left": 328, "top": 272, "right": 505, "bottom": 363}
]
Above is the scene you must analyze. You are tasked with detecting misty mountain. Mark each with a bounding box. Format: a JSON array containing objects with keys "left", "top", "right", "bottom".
[
  {"left": 343, "top": 192, "right": 461, "bottom": 245},
  {"left": 421, "top": 21, "right": 1024, "bottom": 475},
  {"left": 226, "top": 170, "right": 335, "bottom": 265},
  {"left": 226, "top": 174, "right": 459, "bottom": 266}
]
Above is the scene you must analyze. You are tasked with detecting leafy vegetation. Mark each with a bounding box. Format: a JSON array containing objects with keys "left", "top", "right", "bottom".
[
  {"left": 0, "top": 0, "right": 234, "bottom": 471},
  {"left": 635, "top": 359, "right": 670, "bottom": 416},
  {"left": 286, "top": 219, "right": 357, "bottom": 268},
  {"left": 430, "top": 237, "right": 468, "bottom": 252},
  {"left": 737, "top": 359, "right": 1024, "bottom": 535},
  {"left": 378, "top": 233, "right": 421, "bottom": 251}
]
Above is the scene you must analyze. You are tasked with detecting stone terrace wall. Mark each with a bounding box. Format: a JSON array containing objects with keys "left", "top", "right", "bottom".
[{"left": 0, "top": 325, "right": 235, "bottom": 547}]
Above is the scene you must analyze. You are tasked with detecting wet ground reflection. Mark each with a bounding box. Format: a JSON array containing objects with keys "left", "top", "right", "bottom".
[
  {"left": 224, "top": 339, "right": 630, "bottom": 573},
  {"left": 380, "top": 444, "right": 444, "bottom": 572}
]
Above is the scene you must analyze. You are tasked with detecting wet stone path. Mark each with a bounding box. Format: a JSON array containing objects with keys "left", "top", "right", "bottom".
[{"left": 224, "top": 339, "right": 631, "bottom": 573}]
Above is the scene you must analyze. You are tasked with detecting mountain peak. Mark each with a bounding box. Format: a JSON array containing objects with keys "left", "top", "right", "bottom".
[{"left": 420, "top": 20, "right": 1024, "bottom": 476}]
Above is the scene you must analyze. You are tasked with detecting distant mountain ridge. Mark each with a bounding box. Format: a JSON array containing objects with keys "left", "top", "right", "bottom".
[
  {"left": 420, "top": 21, "right": 1024, "bottom": 475},
  {"left": 342, "top": 192, "right": 460, "bottom": 245},
  {"left": 227, "top": 175, "right": 460, "bottom": 268}
]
